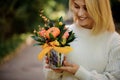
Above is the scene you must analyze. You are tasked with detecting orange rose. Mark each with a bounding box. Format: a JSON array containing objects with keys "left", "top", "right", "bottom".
[
  {"left": 46, "top": 27, "right": 60, "bottom": 39},
  {"left": 38, "top": 29, "right": 46, "bottom": 37}
]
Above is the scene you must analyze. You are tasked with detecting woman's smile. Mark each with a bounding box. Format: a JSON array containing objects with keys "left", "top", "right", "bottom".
[{"left": 79, "top": 17, "right": 87, "bottom": 21}]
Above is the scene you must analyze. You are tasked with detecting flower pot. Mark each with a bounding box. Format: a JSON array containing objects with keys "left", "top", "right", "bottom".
[{"left": 47, "top": 49, "right": 64, "bottom": 69}]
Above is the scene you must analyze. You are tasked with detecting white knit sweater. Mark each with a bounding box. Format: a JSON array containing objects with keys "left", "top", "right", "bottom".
[{"left": 43, "top": 24, "right": 120, "bottom": 80}]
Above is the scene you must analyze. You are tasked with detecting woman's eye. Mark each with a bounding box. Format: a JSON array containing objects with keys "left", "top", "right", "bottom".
[
  {"left": 84, "top": 6, "right": 87, "bottom": 11},
  {"left": 74, "top": 3, "right": 80, "bottom": 9}
]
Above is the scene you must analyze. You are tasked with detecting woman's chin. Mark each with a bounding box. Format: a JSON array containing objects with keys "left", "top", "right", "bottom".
[
  {"left": 78, "top": 23, "right": 87, "bottom": 27},
  {"left": 77, "top": 20, "right": 93, "bottom": 29}
]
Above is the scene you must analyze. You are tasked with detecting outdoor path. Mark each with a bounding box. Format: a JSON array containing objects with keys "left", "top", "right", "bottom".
[{"left": 0, "top": 37, "right": 45, "bottom": 80}]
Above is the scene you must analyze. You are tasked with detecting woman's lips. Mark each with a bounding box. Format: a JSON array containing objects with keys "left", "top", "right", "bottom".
[{"left": 79, "top": 17, "right": 87, "bottom": 21}]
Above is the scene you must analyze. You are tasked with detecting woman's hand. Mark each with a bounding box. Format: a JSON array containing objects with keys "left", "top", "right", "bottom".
[
  {"left": 45, "top": 56, "right": 63, "bottom": 73},
  {"left": 45, "top": 56, "right": 79, "bottom": 74},
  {"left": 59, "top": 60, "right": 79, "bottom": 75}
]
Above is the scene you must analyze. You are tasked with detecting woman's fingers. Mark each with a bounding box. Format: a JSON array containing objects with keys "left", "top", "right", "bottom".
[
  {"left": 45, "top": 64, "right": 50, "bottom": 69},
  {"left": 60, "top": 66, "right": 71, "bottom": 71},
  {"left": 53, "top": 69, "right": 63, "bottom": 73},
  {"left": 45, "top": 59, "right": 49, "bottom": 64},
  {"left": 45, "top": 56, "right": 49, "bottom": 64},
  {"left": 63, "top": 61, "right": 73, "bottom": 67},
  {"left": 45, "top": 65, "right": 63, "bottom": 73},
  {"left": 60, "top": 61, "right": 74, "bottom": 73},
  {"left": 64, "top": 56, "right": 66, "bottom": 61},
  {"left": 60, "top": 60, "right": 79, "bottom": 74}
]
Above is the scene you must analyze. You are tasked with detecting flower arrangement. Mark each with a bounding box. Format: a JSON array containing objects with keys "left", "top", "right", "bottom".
[{"left": 32, "top": 11, "right": 76, "bottom": 68}]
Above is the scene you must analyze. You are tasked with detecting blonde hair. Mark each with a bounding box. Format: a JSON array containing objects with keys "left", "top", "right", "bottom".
[{"left": 69, "top": 0, "right": 115, "bottom": 35}]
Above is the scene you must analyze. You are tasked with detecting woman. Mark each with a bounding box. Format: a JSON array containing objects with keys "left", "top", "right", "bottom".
[{"left": 43, "top": 0, "right": 120, "bottom": 80}]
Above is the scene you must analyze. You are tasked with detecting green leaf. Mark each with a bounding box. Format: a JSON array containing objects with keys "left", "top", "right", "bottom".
[
  {"left": 57, "top": 29, "right": 66, "bottom": 41},
  {"left": 49, "top": 22, "right": 54, "bottom": 27},
  {"left": 31, "top": 36, "right": 46, "bottom": 42},
  {"left": 34, "top": 32, "right": 39, "bottom": 36},
  {"left": 58, "top": 16, "right": 63, "bottom": 22},
  {"left": 67, "top": 31, "right": 76, "bottom": 43},
  {"left": 58, "top": 24, "right": 65, "bottom": 30},
  {"left": 49, "top": 33, "right": 55, "bottom": 41},
  {"left": 44, "top": 26, "right": 49, "bottom": 30},
  {"left": 31, "top": 36, "right": 38, "bottom": 40},
  {"left": 65, "top": 43, "right": 70, "bottom": 46},
  {"left": 61, "top": 38, "right": 66, "bottom": 45},
  {"left": 55, "top": 22, "right": 59, "bottom": 28}
]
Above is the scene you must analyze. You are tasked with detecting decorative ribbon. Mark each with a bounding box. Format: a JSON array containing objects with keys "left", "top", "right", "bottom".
[{"left": 38, "top": 40, "right": 73, "bottom": 60}]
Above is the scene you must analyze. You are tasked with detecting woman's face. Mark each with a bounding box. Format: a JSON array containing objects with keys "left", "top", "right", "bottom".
[{"left": 72, "top": 0, "right": 94, "bottom": 29}]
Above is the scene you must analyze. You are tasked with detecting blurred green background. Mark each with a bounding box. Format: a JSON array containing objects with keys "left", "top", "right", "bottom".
[{"left": 0, "top": 0, "right": 120, "bottom": 61}]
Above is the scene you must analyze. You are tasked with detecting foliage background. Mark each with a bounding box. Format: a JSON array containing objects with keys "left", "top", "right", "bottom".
[{"left": 0, "top": 0, "right": 120, "bottom": 59}]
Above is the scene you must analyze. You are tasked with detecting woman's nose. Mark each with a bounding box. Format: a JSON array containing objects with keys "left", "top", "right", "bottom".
[{"left": 78, "top": 9, "right": 86, "bottom": 17}]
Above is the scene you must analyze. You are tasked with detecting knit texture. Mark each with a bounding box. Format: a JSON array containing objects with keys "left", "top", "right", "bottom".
[{"left": 44, "top": 24, "right": 120, "bottom": 80}]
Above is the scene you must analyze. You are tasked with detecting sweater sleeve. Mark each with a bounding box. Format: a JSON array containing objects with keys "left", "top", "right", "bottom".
[{"left": 74, "top": 32, "right": 120, "bottom": 80}]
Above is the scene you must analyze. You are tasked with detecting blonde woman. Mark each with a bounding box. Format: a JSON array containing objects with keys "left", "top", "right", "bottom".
[{"left": 44, "top": 0, "right": 120, "bottom": 80}]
